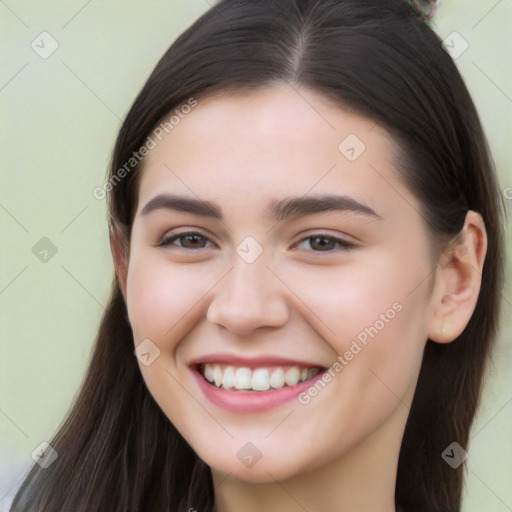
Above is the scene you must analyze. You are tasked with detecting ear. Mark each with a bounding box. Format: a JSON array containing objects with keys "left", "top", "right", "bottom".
[
  {"left": 110, "top": 222, "right": 129, "bottom": 301},
  {"left": 428, "top": 211, "right": 487, "bottom": 344}
]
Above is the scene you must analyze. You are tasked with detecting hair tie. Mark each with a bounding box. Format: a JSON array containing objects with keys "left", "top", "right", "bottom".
[{"left": 409, "top": 0, "right": 441, "bottom": 19}]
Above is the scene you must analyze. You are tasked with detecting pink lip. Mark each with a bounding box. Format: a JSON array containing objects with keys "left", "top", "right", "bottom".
[
  {"left": 189, "top": 352, "right": 323, "bottom": 368},
  {"left": 191, "top": 366, "right": 327, "bottom": 413}
]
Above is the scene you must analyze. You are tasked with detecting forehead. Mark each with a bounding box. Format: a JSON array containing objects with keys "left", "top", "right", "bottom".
[{"left": 136, "top": 84, "right": 416, "bottom": 222}]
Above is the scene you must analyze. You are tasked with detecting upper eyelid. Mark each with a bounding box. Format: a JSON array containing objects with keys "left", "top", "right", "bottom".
[{"left": 157, "top": 230, "right": 216, "bottom": 248}]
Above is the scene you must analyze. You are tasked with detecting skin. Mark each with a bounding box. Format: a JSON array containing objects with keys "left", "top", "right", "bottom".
[{"left": 112, "top": 84, "right": 487, "bottom": 512}]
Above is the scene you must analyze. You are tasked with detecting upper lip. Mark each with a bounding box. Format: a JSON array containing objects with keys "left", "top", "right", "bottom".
[{"left": 189, "top": 353, "right": 328, "bottom": 368}]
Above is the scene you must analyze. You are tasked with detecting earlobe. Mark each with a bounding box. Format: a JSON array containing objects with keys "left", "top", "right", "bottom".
[
  {"left": 109, "top": 222, "right": 129, "bottom": 301},
  {"left": 428, "top": 211, "right": 487, "bottom": 344}
]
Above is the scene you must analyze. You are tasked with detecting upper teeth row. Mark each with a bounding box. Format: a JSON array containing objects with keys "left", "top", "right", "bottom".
[{"left": 201, "top": 364, "right": 321, "bottom": 391}]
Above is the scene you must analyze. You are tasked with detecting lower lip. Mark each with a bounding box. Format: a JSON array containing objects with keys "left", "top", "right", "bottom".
[{"left": 192, "top": 367, "right": 326, "bottom": 413}]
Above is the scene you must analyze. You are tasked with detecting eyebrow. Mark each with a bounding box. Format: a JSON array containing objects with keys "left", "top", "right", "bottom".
[{"left": 139, "top": 193, "right": 382, "bottom": 222}]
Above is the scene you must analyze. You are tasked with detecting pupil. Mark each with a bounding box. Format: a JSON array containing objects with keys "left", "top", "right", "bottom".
[
  {"left": 184, "top": 235, "right": 204, "bottom": 248},
  {"left": 312, "top": 237, "right": 333, "bottom": 251}
]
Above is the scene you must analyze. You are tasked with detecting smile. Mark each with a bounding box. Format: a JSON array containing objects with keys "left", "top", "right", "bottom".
[
  {"left": 200, "top": 363, "right": 323, "bottom": 392},
  {"left": 191, "top": 357, "right": 329, "bottom": 412}
]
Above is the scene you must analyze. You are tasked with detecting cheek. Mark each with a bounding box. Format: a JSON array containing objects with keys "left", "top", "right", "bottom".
[
  {"left": 281, "top": 249, "right": 424, "bottom": 342},
  {"left": 125, "top": 250, "right": 214, "bottom": 344},
  {"left": 124, "top": 251, "right": 219, "bottom": 435},
  {"left": 281, "top": 249, "right": 429, "bottom": 408}
]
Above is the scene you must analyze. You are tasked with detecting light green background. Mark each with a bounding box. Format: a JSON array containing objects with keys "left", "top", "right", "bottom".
[{"left": 0, "top": 1, "right": 510, "bottom": 510}]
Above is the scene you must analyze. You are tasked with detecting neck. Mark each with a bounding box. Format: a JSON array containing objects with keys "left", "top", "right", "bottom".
[{"left": 211, "top": 402, "right": 407, "bottom": 512}]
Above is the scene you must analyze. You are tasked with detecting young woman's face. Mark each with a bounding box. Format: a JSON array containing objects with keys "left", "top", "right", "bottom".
[{"left": 125, "top": 85, "right": 438, "bottom": 483}]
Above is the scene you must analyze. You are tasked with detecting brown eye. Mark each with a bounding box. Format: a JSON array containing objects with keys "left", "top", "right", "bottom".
[
  {"left": 310, "top": 236, "right": 337, "bottom": 251},
  {"left": 296, "top": 235, "right": 355, "bottom": 252},
  {"left": 158, "top": 231, "right": 212, "bottom": 250},
  {"left": 179, "top": 234, "right": 208, "bottom": 249}
]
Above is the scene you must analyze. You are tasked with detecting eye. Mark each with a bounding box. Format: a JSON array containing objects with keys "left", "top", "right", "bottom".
[
  {"left": 156, "top": 231, "right": 355, "bottom": 253},
  {"left": 295, "top": 234, "right": 355, "bottom": 252},
  {"left": 157, "top": 231, "right": 214, "bottom": 250}
]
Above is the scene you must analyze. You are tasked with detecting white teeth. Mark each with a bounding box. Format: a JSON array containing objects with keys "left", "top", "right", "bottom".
[
  {"left": 252, "top": 368, "right": 271, "bottom": 391},
  {"left": 234, "top": 368, "right": 252, "bottom": 390},
  {"left": 213, "top": 365, "right": 223, "bottom": 387},
  {"left": 201, "top": 363, "right": 322, "bottom": 392},
  {"left": 204, "top": 364, "right": 214, "bottom": 383},
  {"left": 270, "top": 368, "right": 285, "bottom": 389},
  {"left": 222, "top": 366, "right": 235, "bottom": 389},
  {"left": 284, "top": 366, "right": 300, "bottom": 386}
]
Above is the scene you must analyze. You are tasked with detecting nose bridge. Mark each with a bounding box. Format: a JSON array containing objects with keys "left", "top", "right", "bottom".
[{"left": 206, "top": 250, "right": 289, "bottom": 334}]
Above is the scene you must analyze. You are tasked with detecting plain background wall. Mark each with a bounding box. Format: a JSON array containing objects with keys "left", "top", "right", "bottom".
[{"left": 0, "top": 1, "right": 510, "bottom": 510}]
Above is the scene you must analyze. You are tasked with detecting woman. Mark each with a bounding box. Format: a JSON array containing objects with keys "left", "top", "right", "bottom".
[{"left": 11, "top": 0, "right": 505, "bottom": 510}]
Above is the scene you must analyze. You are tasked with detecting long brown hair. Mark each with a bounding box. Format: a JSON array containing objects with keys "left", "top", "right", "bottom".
[{"left": 11, "top": 1, "right": 505, "bottom": 510}]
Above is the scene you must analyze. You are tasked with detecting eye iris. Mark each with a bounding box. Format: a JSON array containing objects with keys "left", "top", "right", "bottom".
[
  {"left": 310, "top": 236, "right": 335, "bottom": 251},
  {"left": 181, "top": 234, "right": 206, "bottom": 248}
]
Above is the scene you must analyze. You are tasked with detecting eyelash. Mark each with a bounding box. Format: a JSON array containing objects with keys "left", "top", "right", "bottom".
[{"left": 156, "top": 230, "right": 355, "bottom": 253}]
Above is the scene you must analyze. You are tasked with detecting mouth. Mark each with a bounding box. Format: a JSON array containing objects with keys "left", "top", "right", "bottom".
[
  {"left": 197, "top": 363, "right": 324, "bottom": 392},
  {"left": 190, "top": 357, "right": 329, "bottom": 412}
]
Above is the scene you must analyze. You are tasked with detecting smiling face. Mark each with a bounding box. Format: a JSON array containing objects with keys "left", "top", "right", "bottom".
[{"left": 123, "top": 84, "right": 439, "bottom": 485}]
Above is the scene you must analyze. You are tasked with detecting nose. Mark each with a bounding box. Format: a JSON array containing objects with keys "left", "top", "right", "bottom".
[{"left": 206, "top": 256, "right": 290, "bottom": 336}]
